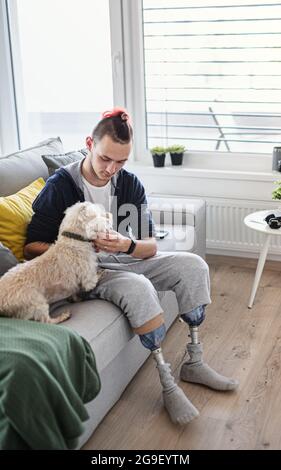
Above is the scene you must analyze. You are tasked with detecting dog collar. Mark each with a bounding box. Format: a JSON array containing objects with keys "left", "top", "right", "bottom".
[{"left": 61, "top": 231, "right": 93, "bottom": 242}]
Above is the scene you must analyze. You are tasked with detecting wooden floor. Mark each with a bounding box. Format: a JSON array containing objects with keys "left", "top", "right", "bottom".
[{"left": 83, "top": 255, "right": 281, "bottom": 450}]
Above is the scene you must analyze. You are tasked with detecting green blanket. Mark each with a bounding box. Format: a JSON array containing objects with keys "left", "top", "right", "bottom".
[{"left": 0, "top": 318, "right": 101, "bottom": 449}]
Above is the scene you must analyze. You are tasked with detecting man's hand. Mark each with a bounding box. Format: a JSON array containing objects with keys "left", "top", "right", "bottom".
[{"left": 92, "top": 230, "right": 131, "bottom": 253}]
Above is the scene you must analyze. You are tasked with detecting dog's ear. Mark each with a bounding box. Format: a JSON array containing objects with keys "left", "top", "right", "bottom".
[
  {"left": 75, "top": 203, "right": 91, "bottom": 224},
  {"left": 85, "top": 204, "right": 98, "bottom": 218}
]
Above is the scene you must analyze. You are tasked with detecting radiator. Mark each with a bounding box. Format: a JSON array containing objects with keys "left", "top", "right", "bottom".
[{"left": 206, "top": 198, "right": 281, "bottom": 258}]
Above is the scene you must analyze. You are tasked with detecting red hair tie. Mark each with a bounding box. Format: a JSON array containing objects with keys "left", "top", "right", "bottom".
[{"left": 102, "top": 107, "right": 131, "bottom": 125}]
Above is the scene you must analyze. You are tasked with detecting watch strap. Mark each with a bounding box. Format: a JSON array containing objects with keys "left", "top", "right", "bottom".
[{"left": 126, "top": 239, "right": 136, "bottom": 255}]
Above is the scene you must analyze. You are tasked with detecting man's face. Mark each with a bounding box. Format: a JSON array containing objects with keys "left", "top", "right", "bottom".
[{"left": 86, "top": 135, "right": 132, "bottom": 182}]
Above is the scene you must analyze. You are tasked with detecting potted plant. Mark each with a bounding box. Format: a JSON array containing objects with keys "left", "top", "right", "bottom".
[
  {"left": 272, "top": 180, "right": 281, "bottom": 201},
  {"left": 167, "top": 144, "right": 186, "bottom": 166},
  {"left": 150, "top": 146, "right": 166, "bottom": 168}
]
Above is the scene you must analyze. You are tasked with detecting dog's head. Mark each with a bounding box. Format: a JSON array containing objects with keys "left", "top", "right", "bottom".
[{"left": 59, "top": 202, "right": 112, "bottom": 239}]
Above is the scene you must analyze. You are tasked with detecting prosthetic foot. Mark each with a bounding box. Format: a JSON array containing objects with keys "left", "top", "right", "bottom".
[
  {"left": 180, "top": 342, "right": 239, "bottom": 391},
  {"left": 153, "top": 349, "right": 199, "bottom": 425}
]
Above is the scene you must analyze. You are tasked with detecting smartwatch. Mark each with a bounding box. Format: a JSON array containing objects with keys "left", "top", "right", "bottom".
[{"left": 126, "top": 239, "right": 137, "bottom": 255}]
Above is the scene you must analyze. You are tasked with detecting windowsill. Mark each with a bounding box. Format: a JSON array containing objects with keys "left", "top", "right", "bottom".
[
  {"left": 128, "top": 149, "right": 276, "bottom": 182},
  {"left": 126, "top": 162, "right": 278, "bottom": 183}
]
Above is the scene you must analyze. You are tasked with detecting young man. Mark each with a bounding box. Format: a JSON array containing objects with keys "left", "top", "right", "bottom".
[{"left": 24, "top": 108, "right": 238, "bottom": 425}]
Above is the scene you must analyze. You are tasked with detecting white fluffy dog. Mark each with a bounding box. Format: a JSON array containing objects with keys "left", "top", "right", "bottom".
[{"left": 0, "top": 202, "right": 111, "bottom": 323}]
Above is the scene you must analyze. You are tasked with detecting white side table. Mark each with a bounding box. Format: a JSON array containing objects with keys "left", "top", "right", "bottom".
[{"left": 244, "top": 210, "right": 281, "bottom": 308}]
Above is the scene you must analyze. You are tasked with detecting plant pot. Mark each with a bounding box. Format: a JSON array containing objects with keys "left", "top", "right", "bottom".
[
  {"left": 170, "top": 152, "right": 183, "bottom": 166},
  {"left": 152, "top": 153, "right": 166, "bottom": 167}
]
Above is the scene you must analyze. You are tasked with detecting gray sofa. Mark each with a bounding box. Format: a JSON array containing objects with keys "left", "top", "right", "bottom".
[{"left": 0, "top": 137, "right": 206, "bottom": 448}]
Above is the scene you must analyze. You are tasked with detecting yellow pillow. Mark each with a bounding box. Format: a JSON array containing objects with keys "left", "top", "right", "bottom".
[{"left": 0, "top": 178, "right": 45, "bottom": 261}]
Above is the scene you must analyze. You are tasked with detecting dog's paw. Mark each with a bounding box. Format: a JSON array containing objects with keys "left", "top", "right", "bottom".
[
  {"left": 49, "top": 310, "right": 71, "bottom": 324},
  {"left": 81, "top": 278, "right": 101, "bottom": 291},
  {"left": 68, "top": 293, "right": 82, "bottom": 303}
]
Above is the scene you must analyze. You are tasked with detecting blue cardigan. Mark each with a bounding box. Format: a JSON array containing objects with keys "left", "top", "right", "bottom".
[{"left": 26, "top": 164, "right": 155, "bottom": 245}]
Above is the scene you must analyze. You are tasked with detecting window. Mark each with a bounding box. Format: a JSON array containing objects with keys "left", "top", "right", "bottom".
[
  {"left": 142, "top": 0, "right": 281, "bottom": 154},
  {"left": 6, "top": 0, "right": 115, "bottom": 151}
]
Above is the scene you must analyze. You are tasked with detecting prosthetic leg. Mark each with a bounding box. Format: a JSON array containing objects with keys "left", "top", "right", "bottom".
[
  {"left": 139, "top": 324, "right": 199, "bottom": 425},
  {"left": 180, "top": 323, "right": 239, "bottom": 391},
  {"left": 152, "top": 347, "right": 199, "bottom": 425}
]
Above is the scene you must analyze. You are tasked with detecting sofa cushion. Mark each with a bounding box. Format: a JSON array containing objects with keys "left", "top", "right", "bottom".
[
  {"left": 0, "top": 137, "right": 63, "bottom": 197},
  {"left": 0, "top": 178, "right": 45, "bottom": 261},
  {"left": 52, "top": 291, "right": 178, "bottom": 373},
  {"left": 0, "top": 243, "right": 18, "bottom": 277},
  {"left": 55, "top": 300, "right": 132, "bottom": 372},
  {"left": 42, "top": 149, "right": 87, "bottom": 176}
]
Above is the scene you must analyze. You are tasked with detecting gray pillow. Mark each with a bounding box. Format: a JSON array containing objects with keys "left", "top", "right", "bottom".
[
  {"left": 0, "top": 242, "right": 18, "bottom": 277},
  {"left": 0, "top": 137, "right": 64, "bottom": 197},
  {"left": 42, "top": 149, "right": 87, "bottom": 176}
]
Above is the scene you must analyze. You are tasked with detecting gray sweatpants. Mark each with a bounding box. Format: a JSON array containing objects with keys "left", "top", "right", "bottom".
[{"left": 85, "top": 251, "right": 211, "bottom": 329}]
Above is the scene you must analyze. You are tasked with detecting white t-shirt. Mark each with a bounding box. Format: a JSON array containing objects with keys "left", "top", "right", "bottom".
[{"left": 81, "top": 175, "right": 112, "bottom": 212}]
